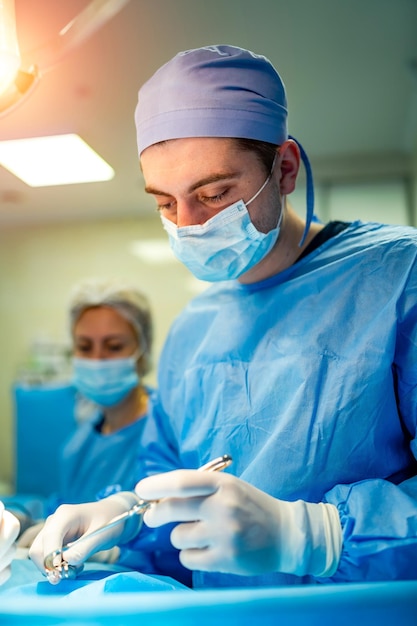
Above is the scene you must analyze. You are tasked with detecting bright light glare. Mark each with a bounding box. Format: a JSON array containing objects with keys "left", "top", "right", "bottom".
[
  {"left": 0, "top": 134, "right": 115, "bottom": 186},
  {"left": 0, "top": 0, "right": 21, "bottom": 94},
  {"left": 0, "top": 51, "right": 19, "bottom": 93}
]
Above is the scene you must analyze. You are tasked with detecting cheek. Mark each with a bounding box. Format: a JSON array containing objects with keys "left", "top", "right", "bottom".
[{"left": 250, "top": 186, "right": 282, "bottom": 233}]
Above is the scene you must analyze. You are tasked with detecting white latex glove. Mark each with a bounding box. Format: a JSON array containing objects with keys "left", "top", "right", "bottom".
[
  {"left": 0, "top": 501, "right": 20, "bottom": 586},
  {"left": 17, "top": 521, "right": 45, "bottom": 549},
  {"left": 136, "top": 470, "right": 342, "bottom": 577},
  {"left": 29, "top": 493, "right": 141, "bottom": 575}
]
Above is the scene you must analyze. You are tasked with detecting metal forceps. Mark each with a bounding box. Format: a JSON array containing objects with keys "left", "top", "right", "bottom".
[{"left": 43, "top": 454, "right": 233, "bottom": 584}]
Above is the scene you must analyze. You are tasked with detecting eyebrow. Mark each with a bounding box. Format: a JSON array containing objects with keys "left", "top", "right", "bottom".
[
  {"left": 74, "top": 333, "right": 129, "bottom": 342},
  {"left": 145, "top": 172, "right": 240, "bottom": 197}
]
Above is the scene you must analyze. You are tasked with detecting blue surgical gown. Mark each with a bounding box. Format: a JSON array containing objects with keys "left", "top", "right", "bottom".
[
  {"left": 47, "top": 407, "right": 148, "bottom": 512},
  {"left": 129, "top": 221, "right": 417, "bottom": 588}
]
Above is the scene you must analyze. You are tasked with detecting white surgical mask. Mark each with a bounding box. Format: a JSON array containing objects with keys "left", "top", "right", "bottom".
[
  {"left": 72, "top": 353, "right": 140, "bottom": 407},
  {"left": 160, "top": 161, "right": 282, "bottom": 282}
]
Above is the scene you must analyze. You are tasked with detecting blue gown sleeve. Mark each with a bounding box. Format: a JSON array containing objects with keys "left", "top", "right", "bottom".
[{"left": 324, "top": 475, "right": 417, "bottom": 581}]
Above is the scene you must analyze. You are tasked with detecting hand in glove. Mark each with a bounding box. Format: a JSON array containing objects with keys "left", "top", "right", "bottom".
[
  {"left": 0, "top": 501, "right": 20, "bottom": 586},
  {"left": 20, "top": 520, "right": 120, "bottom": 564},
  {"left": 136, "top": 470, "right": 342, "bottom": 577},
  {"left": 29, "top": 493, "right": 141, "bottom": 575}
]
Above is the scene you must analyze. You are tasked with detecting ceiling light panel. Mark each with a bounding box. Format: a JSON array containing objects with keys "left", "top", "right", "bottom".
[{"left": 0, "top": 133, "right": 114, "bottom": 186}]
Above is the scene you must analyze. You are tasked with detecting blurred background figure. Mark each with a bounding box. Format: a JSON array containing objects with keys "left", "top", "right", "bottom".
[{"left": 18, "top": 277, "right": 154, "bottom": 554}]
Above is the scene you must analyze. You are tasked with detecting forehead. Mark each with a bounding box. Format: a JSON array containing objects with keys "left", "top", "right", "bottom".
[
  {"left": 74, "top": 306, "right": 136, "bottom": 337},
  {"left": 140, "top": 137, "right": 254, "bottom": 181}
]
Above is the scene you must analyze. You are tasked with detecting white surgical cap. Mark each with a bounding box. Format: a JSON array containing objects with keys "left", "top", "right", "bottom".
[{"left": 68, "top": 277, "right": 153, "bottom": 375}]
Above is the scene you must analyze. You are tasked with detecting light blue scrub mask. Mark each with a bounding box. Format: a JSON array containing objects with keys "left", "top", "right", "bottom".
[
  {"left": 160, "top": 165, "right": 282, "bottom": 282},
  {"left": 72, "top": 354, "right": 140, "bottom": 407}
]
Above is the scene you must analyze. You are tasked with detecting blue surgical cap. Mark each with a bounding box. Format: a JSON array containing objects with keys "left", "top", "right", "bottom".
[
  {"left": 135, "top": 44, "right": 314, "bottom": 246},
  {"left": 135, "top": 45, "right": 288, "bottom": 153}
]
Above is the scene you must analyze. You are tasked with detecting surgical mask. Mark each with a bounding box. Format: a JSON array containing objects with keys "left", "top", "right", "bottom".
[
  {"left": 72, "top": 354, "right": 140, "bottom": 407},
  {"left": 160, "top": 163, "right": 282, "bottom": 282}
]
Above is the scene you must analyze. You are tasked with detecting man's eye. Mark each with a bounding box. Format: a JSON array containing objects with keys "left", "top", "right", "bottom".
[
  {"left": 156, "top": 199, "right": 176, "bottom": 212},
  {"left": 200, "top": 191, "right": 227, "bottom": 204}
]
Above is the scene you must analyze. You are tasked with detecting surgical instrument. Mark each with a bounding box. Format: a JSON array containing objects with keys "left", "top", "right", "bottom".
[{"left": 43, "top": 454, "right": 233, "bottom": 584}]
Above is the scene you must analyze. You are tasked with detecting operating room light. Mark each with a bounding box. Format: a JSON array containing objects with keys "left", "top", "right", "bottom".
[
  {"left": 0, "top": 0, "right": 21, "bottom": 95},
  {"left": 0, "top": 134, "right": 115, "bottom": 186},
  {"left": 0, "top": 0, "right": 130, "bottom": 117}
]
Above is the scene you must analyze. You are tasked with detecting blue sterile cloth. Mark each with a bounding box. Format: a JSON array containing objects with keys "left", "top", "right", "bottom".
[
  {"left": 0, "top": 558, "right": 188, "bottom": 599},
  {"left": 1, "top": 562, "right": 417, "bottom": 626}
]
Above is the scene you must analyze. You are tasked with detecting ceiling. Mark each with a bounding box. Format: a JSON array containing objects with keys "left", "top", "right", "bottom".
[{"left": 0, "top": 0, "right": 416, "bottom": 228}]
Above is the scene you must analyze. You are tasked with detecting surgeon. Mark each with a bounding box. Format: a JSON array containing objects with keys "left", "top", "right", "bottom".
[
  {"left": 30, "top": 45, "right": 417, "bottom": 588},
  {"left": 0, "top": 502, "right": 19, "bottom": 586}
]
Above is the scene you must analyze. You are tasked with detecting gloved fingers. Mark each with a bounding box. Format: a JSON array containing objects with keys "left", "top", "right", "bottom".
[
  {"left": 0, "top": 564, "right": 12, "bottom": 586},
  {"left": 135, "top": 469, "right": 220, "bottom": 501},
  {"left": 29, "top": 505, "right": 99, "bottom": 571},
  {"left": 0, "top": 509, "right": 20, "bottom": 545},
  {"left": 0, "top": 508, "right": 21, "bottom": 586},
  {"left": 30, "top": 512, "right": 71, "bottom": 570},
  {"left": 0, "top": 543, "right": 17, "bottom": 572},
  {"left": 141, "top": 472, "right": 252, "bottom": 530},
  {"left": 174, "top": 520, "right": 282, "bottom": 575},
  {"left": 0, "top": 510, "right": 20, "bottom": 561},
  {"left": 170, "top": 517, "right": 244, "bottom": 572},
  {"left": 29, "top": 498, "right": 135, "bottom": 573},
  {"left": 178, "top": 545, "right": 232, "bottom": 573},
  {"left": 144, "top": 495, "right": 208, "bottom": 528},
  {"left": 170, "top": 520, "right": 213, "bottom": 550},
  {"left": 58, "top": 522, "right": 126, "bottom": 567},
  {"left": 31, "top": 525, "right": 113, "bottom": 571}
]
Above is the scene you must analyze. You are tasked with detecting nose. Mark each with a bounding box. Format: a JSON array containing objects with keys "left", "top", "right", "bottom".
[
  {"left": 88, "top": 345, "right": 107, "bottom": 360},
  {"left": 176, "top": 199, "right": 211, "bottom": 227}
]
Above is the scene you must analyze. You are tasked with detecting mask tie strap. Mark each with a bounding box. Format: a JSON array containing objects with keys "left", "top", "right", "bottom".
[
  {"left": 246, "top": 154, "right": 277, "bottom": 206},
  {"left": 289, "top": 135, "right": 315, "bottom": 247}
]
